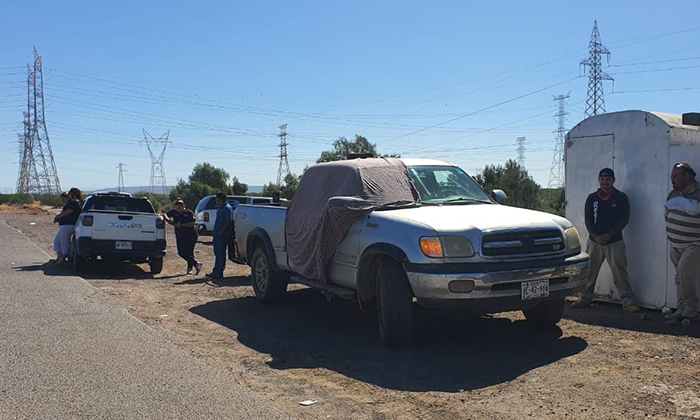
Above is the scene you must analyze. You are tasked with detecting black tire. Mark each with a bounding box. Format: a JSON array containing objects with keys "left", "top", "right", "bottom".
[
  {"left": 376, "top": 259, "right": 414, "bottom": 347},
  {"left": 149, "top": 256, "right": 164, "bottom": 275},
  {"left": 69, "top": 235, "right": 85, "bottom": 272},
  {"left": 523, "top": 298, "right": 565, "bottom": 326},
  {"left": 251, "top": 247, "right": 288, "bottom": 302}
]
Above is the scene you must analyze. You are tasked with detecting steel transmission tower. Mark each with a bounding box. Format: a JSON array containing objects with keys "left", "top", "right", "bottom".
[
  {"left": 117, "top": 163, "right": 126, "bottom": 192},
  {"left": 16, "top": 48, "right": 61, "bottom": 195},
  {"left": 276, "top": 124, "right": 291, "bottom": 185},
  {"left": 549, "top": 93, "right": 570, "bottom": 188},
  {"left": 581, "top": 21, "right": 613, "bottom": 118},
  {"left": 516, "top": 137, "right": 526, "bottom": 167},
  {"left": 141, "top": 129, "right": 170, "bottom": 195}
]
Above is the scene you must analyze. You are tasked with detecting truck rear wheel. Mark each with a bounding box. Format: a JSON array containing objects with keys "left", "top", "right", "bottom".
[
  {"left": 149, "top": 256, "right": 164, "bottom": 275},
  {"left": 522, "top": 298, "right": 565, "bottom": 326},
  {"left": 376, "top": 259, "right": 414, "bottom": 347},
  {"left": 69, "top": 235, "right": 85, "bottom": 272},
  {"left": 251, "top": 247, "right": 288, "bottom": 302}
]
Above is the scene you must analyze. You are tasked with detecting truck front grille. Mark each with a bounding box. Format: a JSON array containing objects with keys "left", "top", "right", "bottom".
[{"left": 482, "top": 229, "right": 565, "bottom": 257}]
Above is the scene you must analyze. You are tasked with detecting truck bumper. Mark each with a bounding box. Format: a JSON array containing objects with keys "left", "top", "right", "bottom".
[
  {"left": 405, "top": 253, "right": 589, "bottom": 311},
  {"left": 76, "top": 237, "right": 166, "bottom": 260}
]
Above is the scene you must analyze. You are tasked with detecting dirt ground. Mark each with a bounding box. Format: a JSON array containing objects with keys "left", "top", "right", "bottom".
[{"left": 3, "top": 207, "right": 700, "bottom": 419}]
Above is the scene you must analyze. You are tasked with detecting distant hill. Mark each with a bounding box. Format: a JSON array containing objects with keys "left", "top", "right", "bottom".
[{"left": 87, "top": 185, "right": 264, "bottom": 195}]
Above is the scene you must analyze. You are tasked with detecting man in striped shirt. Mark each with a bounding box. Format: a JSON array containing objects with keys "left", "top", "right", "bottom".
[{"left": 665, "top": 162, "right": 700, "bottom": 324}]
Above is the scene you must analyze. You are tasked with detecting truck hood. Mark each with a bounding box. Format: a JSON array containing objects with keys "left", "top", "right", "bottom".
[{"left": 379, "top": 203, "right": 570, "bottom": 233}]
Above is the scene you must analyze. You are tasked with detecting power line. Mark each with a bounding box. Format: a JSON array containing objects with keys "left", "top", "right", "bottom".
[
  {"left": 141, "top": 129, "right": 170, "bottom": 196},
  {"left": 581, "top": 21, "right": 613, "bottom": 118},
  {"left": 549, "top": 93, "right": 570, "bottom": 188},
  {"left": 516, "top": 137, "right": 526, "bottom": 167},
  {"left": 16, "top": 48, "right": 61, "bottom": 195},
  {"left": 117, "top": 163, "right": 126, "bottom": 192},
  {"left": 276, "top": 124, "right": 291, "bottom": 185}
]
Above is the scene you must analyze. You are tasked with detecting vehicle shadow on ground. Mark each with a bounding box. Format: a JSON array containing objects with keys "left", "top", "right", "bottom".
[
  {"left": 173, "top": 275, "right": 251, "bottom": 287},
  {"left": 564, "top": 301, "right": 700, "bottom": 338},
  {"left": 13, "top": 261, "right": 153, "bottom": 280},
  {"left": 191, "top": 290, "right": 588, "bottom": 392}
]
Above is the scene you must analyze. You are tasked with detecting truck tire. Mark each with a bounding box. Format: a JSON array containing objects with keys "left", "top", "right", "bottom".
[
  {"left": 376, "top": 259, "right": 414, "bottom": 347},
  {"left": 522, "top": 298, "right": 565, "bottom": 326},
  {"left": 251, "top": 247, "right": 288, "bottom": 302},
  {"left": 149, "top": 256, "right": 164, "bottom": 275},
  {"left": 69, "top": 235, "right": 85, "bottom": 272}
]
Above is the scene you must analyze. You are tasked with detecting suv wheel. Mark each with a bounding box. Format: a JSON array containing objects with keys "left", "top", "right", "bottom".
[
  {"left": 149, "top": 256, "right": 164, "bottom": 275},
  {"left": 522, "top": 298, "right": 565, "bottom": 326},
  {"left": 69, "top": 235, "right": 85, "bottom": 271},
  {"left": 376, "top": 259, "right": 414, "bottom": 347},
  {"left": 251, "top": 247, "right": 288, "bottom": 302}
]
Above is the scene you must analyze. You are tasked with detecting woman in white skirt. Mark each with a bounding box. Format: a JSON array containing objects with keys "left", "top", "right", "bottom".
[{"left": 51, "top": 191, "right": 81, "bottom": 265}]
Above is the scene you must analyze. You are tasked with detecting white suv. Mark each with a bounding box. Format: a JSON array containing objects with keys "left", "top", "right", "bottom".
[
  {"left": 69, "top": 192, "right": 166, "bottom": 274},
  {"left": 194, "top": 195, "right": 274, "bottom": 236}
]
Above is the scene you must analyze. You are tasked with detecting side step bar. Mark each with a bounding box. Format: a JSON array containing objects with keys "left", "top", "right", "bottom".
[{"left": 290, "top": 275, "right": 356, "bottom": 300}]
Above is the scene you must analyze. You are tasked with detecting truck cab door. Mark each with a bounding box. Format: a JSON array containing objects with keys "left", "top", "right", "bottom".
[{"left": 327, "top": 216, "right": 365, "bottom": 289}]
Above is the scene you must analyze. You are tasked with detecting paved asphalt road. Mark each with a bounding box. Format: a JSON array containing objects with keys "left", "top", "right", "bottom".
[{"left": 0, "top": 219, "right": 289, "bottom": 419}]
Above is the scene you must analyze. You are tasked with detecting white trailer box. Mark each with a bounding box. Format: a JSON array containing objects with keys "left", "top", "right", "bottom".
[{"left": 565, "top": 110, "right": 700, "bottom": 309}]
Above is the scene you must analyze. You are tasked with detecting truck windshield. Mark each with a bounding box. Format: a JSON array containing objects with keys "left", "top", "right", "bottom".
[
  {"left": 83, "top": 196, "right": 155, "bottom": 213},
  {"left": 407, "top": 166, "right": 493, "bottom": 204}
]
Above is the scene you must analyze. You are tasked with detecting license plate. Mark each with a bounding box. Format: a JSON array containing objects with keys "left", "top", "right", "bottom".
[
  {"left": 115, "top": 241, "right": 132, "bottom": 250},
  {"left": 521, "top": 280, "right": 549, "bottom": 300}
]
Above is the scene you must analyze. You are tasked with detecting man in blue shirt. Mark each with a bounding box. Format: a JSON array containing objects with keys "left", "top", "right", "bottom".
[{"left": 207, "top": 192, "right": 232, "bottom": 279}]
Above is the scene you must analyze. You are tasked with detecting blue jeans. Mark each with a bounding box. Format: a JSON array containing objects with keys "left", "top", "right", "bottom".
[{"left": 213, "top": 232, "right": 230, "bottom": 276}]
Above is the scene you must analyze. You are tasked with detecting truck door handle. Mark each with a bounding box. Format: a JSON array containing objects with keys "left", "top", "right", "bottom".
[{"left": 118, "top": 215, "right": 133, "bottom": 220}]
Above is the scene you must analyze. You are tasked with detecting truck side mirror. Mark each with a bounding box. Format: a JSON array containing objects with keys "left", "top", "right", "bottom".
[{"left": 491, "top": 189, "right": 507, "bottom": 204}]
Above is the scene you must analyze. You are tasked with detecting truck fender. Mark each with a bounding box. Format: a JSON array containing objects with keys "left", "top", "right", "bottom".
[
  {"left": 356, "top": 243, "right": 410, "bottom": 308},
  {"left": 246, "top": 227, "right": 278, "bottom": 271}
]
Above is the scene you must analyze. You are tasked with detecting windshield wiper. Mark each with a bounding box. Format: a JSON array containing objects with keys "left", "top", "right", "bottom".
[{"left": 441, "top": 197, "right": 492, "bottom": 205}]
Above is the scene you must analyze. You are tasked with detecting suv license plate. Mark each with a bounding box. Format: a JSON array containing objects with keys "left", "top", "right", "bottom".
[
  {"left": 521, "top": 280, "right": 549, "bottom": 300},
  {"left": 115, "top": 241, "right": 132, "bottom": 250}
]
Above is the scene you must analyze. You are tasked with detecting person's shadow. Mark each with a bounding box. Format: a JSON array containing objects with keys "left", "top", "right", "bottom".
[{"left": 191, "top": 290, "right": 587, "bottom": 392}]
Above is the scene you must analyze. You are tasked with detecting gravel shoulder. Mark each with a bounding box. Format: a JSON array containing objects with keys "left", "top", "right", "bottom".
[{"left": 2, "top": 207, "right": 700, "bottom": 419}]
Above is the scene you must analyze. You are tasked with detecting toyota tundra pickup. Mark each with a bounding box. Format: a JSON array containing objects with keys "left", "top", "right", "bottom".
[
  {"left": 235, "top": 158, "right": 589, "bottom": 346},
  {"left": 69, "top": 192, "right": 166, "bottom": 274}
]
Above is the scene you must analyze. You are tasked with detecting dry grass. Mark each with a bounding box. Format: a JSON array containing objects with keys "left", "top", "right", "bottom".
[{"left": 0, "top": 203, "right": 42, "bottom": 215}]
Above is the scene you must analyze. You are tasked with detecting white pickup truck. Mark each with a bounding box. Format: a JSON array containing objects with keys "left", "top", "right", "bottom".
[
  {"left": 194, "top": 195, "right": 274, "bottom": 236},
  {"left": 235, "top": 158, "right": 590, "bottom": 346},
  {"left": 69, "top": 192, "right": 166, "bottom": 274}
]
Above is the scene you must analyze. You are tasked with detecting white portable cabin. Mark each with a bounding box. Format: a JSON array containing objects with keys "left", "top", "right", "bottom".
[{"left": 565, "top": 110, "right": 700, "bottom": 309}]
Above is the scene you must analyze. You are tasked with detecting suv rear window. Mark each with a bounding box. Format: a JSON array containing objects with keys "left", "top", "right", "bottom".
[{"left": 83, "top": 196, "right": 155, "bottom": 213}]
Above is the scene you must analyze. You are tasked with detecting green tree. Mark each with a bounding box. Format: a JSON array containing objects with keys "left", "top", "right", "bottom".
[
  {"left": 188, "top": 163, "right": 230, "bottom": 191},
  {"left": 474, "top": 159, "right": 540, "bottom": 210},
  {"left": 169, "top": 163, "right": 247, "bottom": 209},
  {"left": 231, "top": 176, "right": 248, "bottom": 195},
  {"left": 262, "top": 173, "right": 300, "bottom": 200},
  {"left": 538, "top": 187, "right": 566, "bottom": 216},
  {"left": 316, "top": 135, "right": 399, "bottom": 163}
]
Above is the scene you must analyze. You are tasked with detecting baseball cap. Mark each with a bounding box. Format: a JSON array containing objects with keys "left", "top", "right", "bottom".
[{"left": 599, "top": 168, "right": 615, "bottom": 178}]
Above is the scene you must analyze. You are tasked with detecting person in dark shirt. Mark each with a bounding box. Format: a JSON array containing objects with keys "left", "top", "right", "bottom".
[
  {"left": 163, "top": 198, "right": 202, "bottom": 275},
  {"left": 207, "top": 192, "right": 233, "bottom": 279},
  {"left": 51, "top": 191, "right": 81, "bottom": 265},
  {"left": 573, "top": 168, "right": 639, "bottom": 312}
]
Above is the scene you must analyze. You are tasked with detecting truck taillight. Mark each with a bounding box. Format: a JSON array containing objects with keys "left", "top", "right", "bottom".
[
  {"left": 156, "top": 218, "right": 165, "bottom": 229},
  {"left": 204, "top": 213, "right": 209, "bottom": 222},
  {"left": 82, "top": 215, "right": 94, "bottom": 226}
]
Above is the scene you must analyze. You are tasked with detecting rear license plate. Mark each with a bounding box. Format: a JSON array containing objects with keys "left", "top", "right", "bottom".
[
  {"left": 521, "top": 280, "right": 549, "bottom": 300},
  {"left": 115, "top": 241, "right": 132, "bottom": 250}
]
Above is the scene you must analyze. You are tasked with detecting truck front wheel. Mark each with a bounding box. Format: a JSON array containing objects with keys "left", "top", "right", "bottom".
[
  {"left": 376, "top": 259, "right": 414, "bottom": 347},
  {"left": 522, "top": 298, "right": 565, "bottom": 326},
  {"left": 251, "top": 247, "right": 288, "bottom": 302},
  {"left": 149, "top": 256, "right": 164, "bottom": 275}
]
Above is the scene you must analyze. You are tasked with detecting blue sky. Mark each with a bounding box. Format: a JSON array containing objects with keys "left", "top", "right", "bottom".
[{"left": 1, "top": 0, "right": 699, "bottom": 193}]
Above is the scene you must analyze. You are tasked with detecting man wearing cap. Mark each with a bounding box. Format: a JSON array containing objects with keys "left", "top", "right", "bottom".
[
  {"left": 664, "top": 162, "right": 700, "bottom": 324},
  {"left": 573, "top": 168, "right": 639, "bottom": 312}
]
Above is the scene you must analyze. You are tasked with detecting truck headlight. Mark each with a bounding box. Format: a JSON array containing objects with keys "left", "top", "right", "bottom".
[
  {"left": 564, "top": 227, "right": 582, "bottom": 254},
  {"left": 420, "top": 236, "right": 474, "bottom": 258}
]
